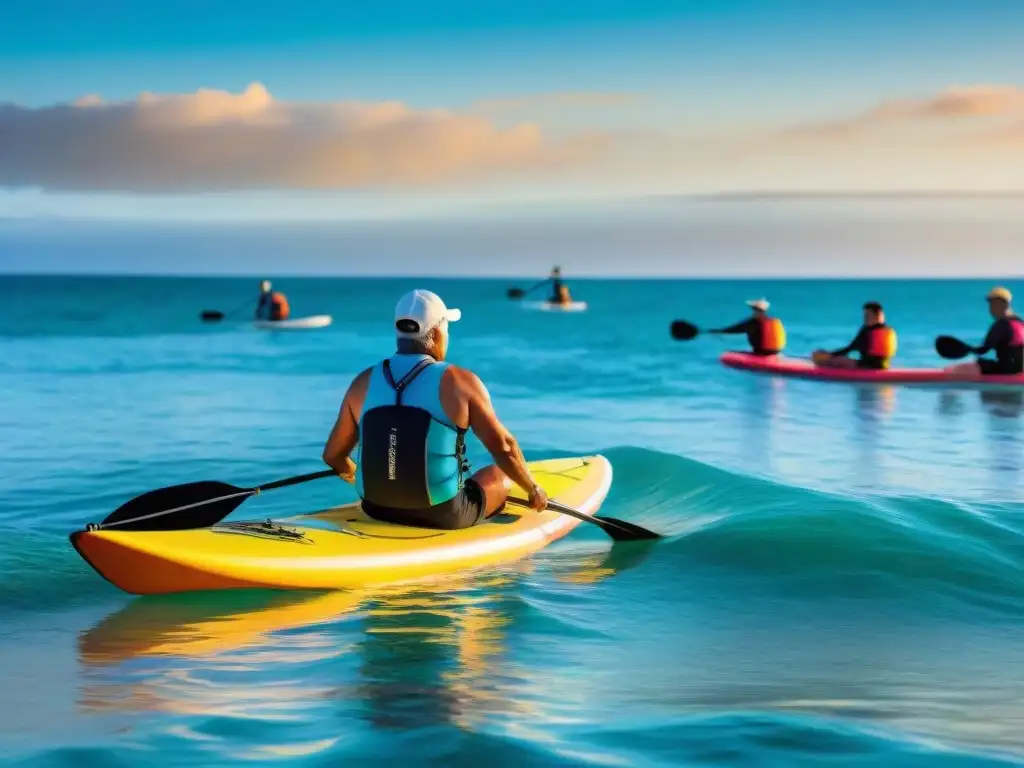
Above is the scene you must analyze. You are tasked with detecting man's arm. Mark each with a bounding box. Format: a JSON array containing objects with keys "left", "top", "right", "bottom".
[
  {"left": 830, "top": 327, "right": 866, "bottom": 357},
  {"left": 974, "top": 322, "right": 1002, "bottom": 355},
  {"left": 321, "top": 369, "right": 370, "bottom": 482},
  {"left": 708, "top": 318, "right": 754, "bottom": 335},
  {"left": 461, "top": 371, "right": 541, "bottom": 501}
]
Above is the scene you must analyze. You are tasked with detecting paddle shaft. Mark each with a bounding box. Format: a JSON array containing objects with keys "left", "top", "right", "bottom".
[
  {"left": 506, "top": 496, "right": 661, "bottom": 541},
  {"left": 201, "top": 297, "right": 258, "bottom": 322},
  {"left": 510, "top": 277, "right": 553, "bottom": 298},
  {"left": 260, "top": 469, "right": 336, "bottom": 491}
]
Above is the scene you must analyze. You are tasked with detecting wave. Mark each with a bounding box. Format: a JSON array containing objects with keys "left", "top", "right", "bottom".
[{"left": 6, "top": 446, "right": 1024, "bottom": 617}]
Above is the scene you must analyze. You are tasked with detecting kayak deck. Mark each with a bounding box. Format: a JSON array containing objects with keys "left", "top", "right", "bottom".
[
  {"left": 71, "top": 456, "right": 612, "bottom": 595},
  {"left": 720, "top": 351, "right": 1024, "bottom": 388}
]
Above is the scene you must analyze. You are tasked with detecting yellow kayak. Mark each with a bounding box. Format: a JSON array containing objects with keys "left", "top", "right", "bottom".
[{"left": 71, "top": 456, "right": 612, "bottom": 596}]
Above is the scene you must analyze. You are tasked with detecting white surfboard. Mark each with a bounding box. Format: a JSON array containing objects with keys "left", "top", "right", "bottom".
[
  {"left": 521, "top": 301, "right": 588, "bottom": 313},
  {"left": 253, "top": 314, "right": 333, "bottom": 330}
]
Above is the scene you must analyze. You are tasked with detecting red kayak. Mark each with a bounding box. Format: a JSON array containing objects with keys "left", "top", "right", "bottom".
[{"left": 720, "top": 351, "right": 1024, "bottom": 388}]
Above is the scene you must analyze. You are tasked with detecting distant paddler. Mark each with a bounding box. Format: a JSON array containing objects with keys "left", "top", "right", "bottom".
[
  {"left": 706, "top": 298, "right": 787, "bottom": 355},
  {"left": 506, "top": 266, "right": 574, "bottom": 304},
  {"left": 548, "top": 266, "right": 573, "bottom": 306},
  {"left": 943, "top": 286, "right": 1024, "bottom": 376},
  {"left": 812, "top": 301, "right": 897, "bottom": 370},
  {"left": 255, "top": 280, "right": 291, "bottom": 322}
]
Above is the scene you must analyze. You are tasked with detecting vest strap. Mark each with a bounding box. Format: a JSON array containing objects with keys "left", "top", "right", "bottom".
[{"left": 382, "top": 358, "right": 434, "bottom": 406}]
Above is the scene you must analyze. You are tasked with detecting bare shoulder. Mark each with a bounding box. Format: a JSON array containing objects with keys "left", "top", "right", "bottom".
[
  {"left": 444, "top": 364, "right": 486, "bottom": 395},
  {"left": 344, "top": 366, "right": 374, "bottom": 406},
  {"left": 351, "top": 366, "right": 373, "bottom": 389}
]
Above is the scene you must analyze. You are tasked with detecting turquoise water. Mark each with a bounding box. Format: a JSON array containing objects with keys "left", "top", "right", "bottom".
[{"left": 5, "top": 272, "right": 1024, "bottom": 766}]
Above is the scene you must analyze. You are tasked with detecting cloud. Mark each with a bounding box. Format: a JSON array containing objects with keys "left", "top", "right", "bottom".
[
  {"left": 0, "top": 82, "right": 602, "bottom": 193},
  {"left": 470, "top": 91, "right": 643, "bottom": 114},
  {"left": 788, "top": 84, "right": 1024, "bottom": 140}
]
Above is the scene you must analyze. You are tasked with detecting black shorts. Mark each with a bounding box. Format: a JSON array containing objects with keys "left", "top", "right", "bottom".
[
  {"left": 361, "top": 479, "right": 488, "bottom": 530},
  {"left": 978, "top": 358, "right": 1023, "bottom": 375},
  {"left": 856, "top": 355, "right": 887, "bottom": 371}
]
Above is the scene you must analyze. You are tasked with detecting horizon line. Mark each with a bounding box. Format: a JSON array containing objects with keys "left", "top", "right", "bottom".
[{"left": 3, "top": 272, "right": 1023, "bottom": 282}]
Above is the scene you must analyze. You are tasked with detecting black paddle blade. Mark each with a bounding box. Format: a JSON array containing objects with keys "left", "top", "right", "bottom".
[
  {"left": 509, "top": 497, "right": 662, "bottom": 542},
  {"left": 507, "top": 288, "right": 525, "bottom": 299},
  {"left": 100, "top": 480, "right": 250, "bottom": 531},
  {"left": 670, "top": 320, "right": 699, "bottom": 340},
  {"left": 592, "top": 514, "right": 663, "bottom": 542},
  {"left": 935, "top": 335, "right": 971, "bottom": 360},
  {"left": 200, "top": 310, "right": 225, "bottom": 322}
]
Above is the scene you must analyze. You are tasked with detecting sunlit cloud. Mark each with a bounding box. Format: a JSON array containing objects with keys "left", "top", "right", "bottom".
[
  {"left": 0, "top": 83, "right": 603, "bottom": 193},
  {"left": 788, "top": 84, "right": 1024, "bottom": 140}
]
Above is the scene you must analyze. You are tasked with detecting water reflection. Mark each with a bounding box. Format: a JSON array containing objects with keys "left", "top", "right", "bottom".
[
  {"left": 936, "top": 391, "right": 1024, "bottom": 498},
  {"left": 981, "top": 391, "right": 1024, "bottom": 490},
  {"left": 76, "top": 547, "right": 647, "bottom": 760},
  {"left": 734, "top": 376, "right": 787, "bottom": 477}
]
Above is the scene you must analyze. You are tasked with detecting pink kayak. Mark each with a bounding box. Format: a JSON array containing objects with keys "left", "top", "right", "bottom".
[{"left": 720, "top": 351, "right": 1024, "bottom": 388}]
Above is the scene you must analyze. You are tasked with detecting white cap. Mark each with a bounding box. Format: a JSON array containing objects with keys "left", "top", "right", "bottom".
[
  {"left": 394, "top": 289, "right": 462, "bottom": 338},
  {"left": 746, "top": 298, "right": 770, "bottom": 311}
]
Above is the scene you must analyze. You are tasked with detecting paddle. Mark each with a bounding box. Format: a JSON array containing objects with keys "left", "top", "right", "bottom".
[
  {"left": 89, "top": 469, "right": 337, "bottom": 532},
  {"left": 507, "top": 277, "right": 553, "bottom": 300},
  {"left": 200, "top": 298, "right": 257, "bottom": 323},
  {"left": 669, "top": 320, "right": 700, "bottom": 340},
  {"left": 935, "top": 335, "right": 974, "bottom": 360},
  {"left": 507, "top": 497, "right": 662, "bottom": 542}
]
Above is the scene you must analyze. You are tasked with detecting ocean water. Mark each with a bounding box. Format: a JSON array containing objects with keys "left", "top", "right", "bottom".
[{"left": 5, "top": 265, "right": 1024, "bottom": 764}]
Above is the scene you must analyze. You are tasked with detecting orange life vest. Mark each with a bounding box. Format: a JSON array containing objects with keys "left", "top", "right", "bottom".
[
  {"left": 270, "top": 292, "right": 290, "bottom": 321},
  {"left": 865, "top": 325, "right": 897, "bottom": 361},
  {"left": 757, "top": 316, "right": 786, "bottom": 354}
]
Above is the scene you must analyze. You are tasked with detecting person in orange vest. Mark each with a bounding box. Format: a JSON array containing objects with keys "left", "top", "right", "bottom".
[
  {"left": 812, "top": 301, "right": 897, "bottom": 370},
  {"left": 255, "top": 280, "right": 291, "bottom": 322},
  {"left": 709, "top": 298, "right": 786, "bottom": 356},
  {"left": 549, "top": 266, "right": 572, "bottom": 305}
]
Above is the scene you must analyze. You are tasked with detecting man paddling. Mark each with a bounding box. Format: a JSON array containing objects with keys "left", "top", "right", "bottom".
[
  {"left": 709, "top": 298, "right": 786, "bottom": 356},
  {"left": 550, "top": 266, "right": 572, "bottom": 305},
  {"left": 322, "top": 289, "right": 548, "bottom": 529},
  {"left": 946, "top": 286, "right": 1024, "bottom": 376},
  {"left": 255, "top": 280, "right": 291, "bottom": 322},
  {"left": 812, "top": 302, "right": 897, "bottom": 370}
]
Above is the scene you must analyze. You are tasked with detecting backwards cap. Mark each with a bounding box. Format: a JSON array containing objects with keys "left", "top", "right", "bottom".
[{"left": 394, "top": 289, "right": 462, "bottom": 338}]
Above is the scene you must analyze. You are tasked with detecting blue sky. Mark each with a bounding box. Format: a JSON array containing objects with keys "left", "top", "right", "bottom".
[{"left": 2, "top": 0, "right": 1024, "bottom": 222}]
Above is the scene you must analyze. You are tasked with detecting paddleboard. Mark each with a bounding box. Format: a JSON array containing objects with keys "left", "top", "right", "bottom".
[
  {"left": 70, "top": 455, "right": 612, "bottom": 596},
  {"left": 253, "top": 314, "right": 332, "bottom": 330},
  {"left": 720, "top": 351, "right": 1024, "bottom": 389},
  {"left": 522, "top": 301, "right": 588, "bottom": 312}
]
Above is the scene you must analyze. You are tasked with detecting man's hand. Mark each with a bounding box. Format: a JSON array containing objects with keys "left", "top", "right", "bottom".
[
  {"left": 527, "top": 483, "right": 548, "bottom": 512},
  {"left": 336, "top": 457, "right": 357, "bottom": 484}
]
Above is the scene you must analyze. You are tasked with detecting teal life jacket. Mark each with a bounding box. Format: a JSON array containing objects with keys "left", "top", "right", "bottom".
[{"left": 355, "top": 354, "right": 469, "bottom": 509}]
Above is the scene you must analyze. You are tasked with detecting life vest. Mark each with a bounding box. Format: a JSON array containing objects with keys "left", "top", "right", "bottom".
[
  {"left": 270, "top": 292, "right": 290, "bottom": 321},
  {"left": 355, "top": 354, "right": 469, "bottom": 511},
  {"left": 757, "top": 316, "right": 786, "bottom": 353},
  {"left": 1009, "top": 317, "right": 1024, "bottom": 346},
  {"left": 865, "top": 326, "right": 897, "bottom": 360}
]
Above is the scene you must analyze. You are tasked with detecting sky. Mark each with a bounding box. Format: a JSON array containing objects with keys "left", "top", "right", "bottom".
[{"left": 3, "top": 0, "right": 1024, "bottom": 223}]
